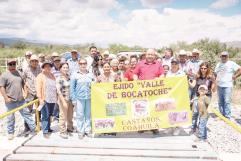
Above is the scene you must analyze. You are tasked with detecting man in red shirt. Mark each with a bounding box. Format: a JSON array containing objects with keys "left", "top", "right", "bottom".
[
  {"left": 133, "top": 49, "right": 164, "bottom": 135},
  {"left": 133, "top": 49, "right": 164, "bottom": 80}
]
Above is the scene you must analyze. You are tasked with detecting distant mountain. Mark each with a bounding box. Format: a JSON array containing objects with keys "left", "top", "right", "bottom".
[
  {"left": 0, "top": 37, "right": 27, "bottom": 45},
  {"left": 225, "top": 41, "right": 241, "bottom": 48},
  {"left": 0, "top": 37, "right": 48, "bottom": 46}
]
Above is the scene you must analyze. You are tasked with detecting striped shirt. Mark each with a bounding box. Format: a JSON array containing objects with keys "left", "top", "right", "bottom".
[{"left": 51, "top": 67, "right": 61, "bottom": 79}]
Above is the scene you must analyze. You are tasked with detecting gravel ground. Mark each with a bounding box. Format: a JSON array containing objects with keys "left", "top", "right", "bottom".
[{"left": 207, "top": 103, "right": 241, "bottom": 153}]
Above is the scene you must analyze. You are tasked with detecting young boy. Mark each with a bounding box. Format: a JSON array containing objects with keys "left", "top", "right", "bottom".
[{"left": 195, "top": 85, "right": 210, "bottom": 142}]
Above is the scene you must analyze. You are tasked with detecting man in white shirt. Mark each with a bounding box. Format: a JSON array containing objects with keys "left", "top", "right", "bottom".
[
  {"left": 86, "top": 46, "right": 97, "bottom": 73},
  {"left": 215, "top": 51, "right": 241, "bottom": 119}
]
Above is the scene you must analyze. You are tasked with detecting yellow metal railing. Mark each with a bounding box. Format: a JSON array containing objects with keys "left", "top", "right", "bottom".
[
  {"left": 0, "top": 99, "right": 40, "bottom": 132},
  {"left": 212, "top": 108, "right": 241, "bottom": 133}
]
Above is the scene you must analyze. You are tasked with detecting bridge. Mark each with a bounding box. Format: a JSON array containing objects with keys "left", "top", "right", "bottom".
[{"left": 2, "top": 131, "right": 217, "bottom": 161}]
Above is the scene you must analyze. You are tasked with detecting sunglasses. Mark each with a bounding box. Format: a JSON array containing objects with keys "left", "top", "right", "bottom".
[
  {"left": 8, "top": 63, "right": 16, "bottom": 66},
  {"left": 79, "top": 62, "right": 87, "bottom": 65},
  {"left": 171, "top": 63, "right": 178, "bottom": 65}
]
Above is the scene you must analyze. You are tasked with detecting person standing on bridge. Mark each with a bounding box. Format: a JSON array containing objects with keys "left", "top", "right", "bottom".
[
  {"left": 0, "top": 58, "right": 36, "bottom": 140},
  {"left": 51, "top": 56, "right": 62, "bottom": 122},
  {"left": 36, "top": 61, "right": 57, "bottom": 139},
  {"left": 165, "top": 58, "right": 185, "bottom": 136},
  {"left": 70, "top": 58, "right": 95, "bottom": 139},
  {"left": 133, "top": 48, "right": 164, "bottom": 135},
  {"left": 67, "top": 49, "right": 80, "bottom": 76},
  {"left": 56, "top": 63, "right": 74, "bottom": 139},
  {"left": 20, "top": 55, "right": 41, "bottom": 137},
  {"left": 215, "top": 51, "right": 241, "bottom": 119},
  {"left": 190, "top": 62, "right": 216, "bottom": 135}
]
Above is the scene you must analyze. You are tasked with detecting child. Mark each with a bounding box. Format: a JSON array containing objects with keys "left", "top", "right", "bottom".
[{"left": 195, "top": 85, "right": 210, "bottom": 142}]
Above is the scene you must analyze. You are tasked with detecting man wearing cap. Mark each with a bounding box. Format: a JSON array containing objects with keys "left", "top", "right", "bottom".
[
  {"left": 215, "top": 51, "right": 241, "bottom": 119},
  {"left": 67, "top": 50, "right": 80, "bottom": 76},
  {"left": 21, "top": 55, "right": 41, "bottom": 137},
  {"left": 38, "top": 53, "right": 45, "bottom": 67},
  {"left": 102, "top": 50, "right": 110, "bottom": 64},
  {"left": 166, "top": 58, "right": 185, "bottom": 77},
  {"left": 0, "top": 59, "right": 36, "bottom": 140},
  {"left": 51, "top": 52, "right": 59, "bottom": 63},
  {"left": 52, "top": 56, "right": 62, "bottom": 121},
  {"left": 186, "top": 49, "right": 203, "bottom": 100},
  {"left": 166, "top": 58, "right": 185, "bottom": 136},
  {"left": 22, "top": 51, "right": 32, "bottom": 71},
  {"left": 178, "top": 50, "right": 188, "bottom": 73},
  {"left": 187, "top": 49, "right": 203, "bottom": 75}
]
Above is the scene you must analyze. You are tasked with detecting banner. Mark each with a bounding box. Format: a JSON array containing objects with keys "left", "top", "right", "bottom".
[{"left": 91, "top": 76, "right": 191, "bottom": 134}]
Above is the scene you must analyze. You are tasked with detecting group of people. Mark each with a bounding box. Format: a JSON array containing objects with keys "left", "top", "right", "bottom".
[{"left": 0, "top": 46, "right": 240, "bottom": 142}]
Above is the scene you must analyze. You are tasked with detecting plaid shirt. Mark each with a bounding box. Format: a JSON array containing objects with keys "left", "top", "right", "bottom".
[
  {"left": 23, "top": 65, "right": 41, "bottom": 95},
  {"left": 56, "top": 74, "right": 70, "bottom": 101}
]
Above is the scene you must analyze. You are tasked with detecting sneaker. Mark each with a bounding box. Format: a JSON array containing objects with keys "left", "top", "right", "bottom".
[
  {"left": 48, "top": 129, "right": 53, "bottom": 133},
  {"left": 8, "top": 134, "right": 14, "bottom": 140},
  {"left": 67, "top": 128, "right": 74, "bottom": 133},
  {"left": 60, "top": 133, "right": 68, "bottom": 139},
  {"left": 78, "top": 133, "right": 84, "bottom": 139},
  {"left": 17, "top": 130, "right": 30, "bottom": 137},
  {"left": 29, "top": 131, "right": 37, "bottom": 136},
  {"left": 43, "top": 133, "right": 50, "bottom": 139},
  {"left": 189, "top": 129, "right": 196, "bottom": 135}
]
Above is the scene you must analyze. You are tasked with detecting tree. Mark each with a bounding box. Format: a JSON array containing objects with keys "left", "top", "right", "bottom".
[{"left": 11, "top": 41, "right": 27, "bottom": 49}]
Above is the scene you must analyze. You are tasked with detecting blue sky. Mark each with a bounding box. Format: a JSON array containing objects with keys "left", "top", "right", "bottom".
[
  {"left": 0, "top": 0, "right": 240, "bottom": 47},
  {"left": 114, "top": 0, "right": 241, "bottom": 16}
]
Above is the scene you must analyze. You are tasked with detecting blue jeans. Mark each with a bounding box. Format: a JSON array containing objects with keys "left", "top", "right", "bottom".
[
  {"left": 41, "top": 102, "right": 54, "bottom": 134},
  {"left": 76, "top": 99, "right": 91, "bottom": 134},
  {"left": 53, "top": 103, "right": 59, "bottom": 120},
  {"left": 5, "top": 100, "right": 36, "bottom": 134},
  {"left": 217, "top": 86, "right": 232, "bottom": 119},
  {"left": 191, "top": 98, "right": 199, "bottom": 130},
  {"left": 189, "top": 87, "right": 195, "bottom": 100},
  {"left": 198, "top": 117, "right": 208, "bottom": 140}
]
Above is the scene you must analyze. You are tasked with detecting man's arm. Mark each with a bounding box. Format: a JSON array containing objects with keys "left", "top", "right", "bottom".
[
  {"left": 233, "top": 67, "right": 241, "bottom": 80},
  {"left": 0, "top": 86, "right": 12, "bottom": 103}
]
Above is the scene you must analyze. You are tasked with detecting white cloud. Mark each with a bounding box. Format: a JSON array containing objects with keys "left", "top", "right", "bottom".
[
  {"left": 140, "top": 0, "right": 171, "bottom": 8},
  {"left": 0, "top": 0, "right": 241, "bottom": 48},
  {"left": 210, "top": 0, "right": 239, "bottom": 9}
]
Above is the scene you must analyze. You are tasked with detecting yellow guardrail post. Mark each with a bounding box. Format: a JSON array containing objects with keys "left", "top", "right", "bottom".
[
  {"left": 212, "top": 108, "right": 241, "bottom": 133},
  {"left": 34, "top": 101, "right": 41, "bottom": 132}
]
